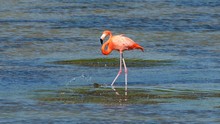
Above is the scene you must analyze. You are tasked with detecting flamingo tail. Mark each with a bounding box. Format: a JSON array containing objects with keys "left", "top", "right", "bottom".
[{"left": 133, "top": 43, "right": 144, "bottom": 52}]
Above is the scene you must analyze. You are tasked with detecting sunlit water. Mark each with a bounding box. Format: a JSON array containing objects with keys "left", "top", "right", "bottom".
[{"left": 0, "top": 0, "right": 220, "bottom": 123}]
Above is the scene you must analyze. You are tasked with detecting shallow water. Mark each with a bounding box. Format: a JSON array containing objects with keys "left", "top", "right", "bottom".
[{"left": 0, "top": 0, "right": 220, "bottom": 123}]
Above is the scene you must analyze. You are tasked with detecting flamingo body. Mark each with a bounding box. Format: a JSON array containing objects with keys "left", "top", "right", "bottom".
[
  {"left": 100, "top": 30, "right": 144, "bottom": 86},
  {"left": 100, "top": 30, "right": 143, "bottom": 55}
]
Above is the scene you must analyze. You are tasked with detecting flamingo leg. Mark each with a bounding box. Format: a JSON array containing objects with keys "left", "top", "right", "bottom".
[
  {"left": 125, "top": 84, "right": 128, "bottom": 100},
  {"left": 122, "top": 54, "right": 128, "bottom": 96},
  {"left": 122, "top": 55, "right": 127, "bottom": 86},
  {"left": 111, "top": 85, "right": 120, "bottom": 95},
  {"left": 111, "top": 52, "right": 123, "bottom": 86}
]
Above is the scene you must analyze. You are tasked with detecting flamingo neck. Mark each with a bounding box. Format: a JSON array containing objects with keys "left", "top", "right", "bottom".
[
  {"left": 101, "top": 42, "right": 112, "bottom": 55},
  {"left": 101, "top": 33, "right": 113, "bottom": 55}
]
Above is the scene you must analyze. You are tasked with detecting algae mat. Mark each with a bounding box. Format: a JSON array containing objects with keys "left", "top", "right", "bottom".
[
  {"left": 51, "top": 58, "right": 173, "bottom": 67},
  {"left": 34, "top": 84, "right": 220, "bottom": 106}
]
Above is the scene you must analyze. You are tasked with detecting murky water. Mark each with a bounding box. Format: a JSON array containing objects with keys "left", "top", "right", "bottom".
[{"left": 0, "top": 0, "right": 220, "bottom": 123}]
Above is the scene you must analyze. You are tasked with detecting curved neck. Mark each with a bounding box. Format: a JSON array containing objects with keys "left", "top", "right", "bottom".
[
  {"left": 101, "top": 41, "right": 112, "bottom": 55},
  {"left": 101, "top": 33, "right": 113, "bottom": 55}
]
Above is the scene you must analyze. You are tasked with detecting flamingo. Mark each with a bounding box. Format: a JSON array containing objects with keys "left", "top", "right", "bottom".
[{"left": 100, "top": 30, "right": 144, "bottom": 86}]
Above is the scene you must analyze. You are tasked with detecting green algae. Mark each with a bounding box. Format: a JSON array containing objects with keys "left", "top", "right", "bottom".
[
  {"left": 33, "top": 84, "right": 220, "bottom": 105},
  {"left": 214, "top": 106, "right": 220, "bottom": 109},
  {"left": 51, "top": 58, "right": 173, "bottom": 67}
]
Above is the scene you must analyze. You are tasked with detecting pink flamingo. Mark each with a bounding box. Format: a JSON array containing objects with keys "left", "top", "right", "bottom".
[{"left": 100, "top": 30, "right": 144, "bottom": 86}]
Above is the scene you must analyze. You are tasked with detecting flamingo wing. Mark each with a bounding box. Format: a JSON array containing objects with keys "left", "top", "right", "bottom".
[
  {"left": 112, "top": 35, "right": 143, "bottom": 52},
  {"left": 111, "top": 35, "right": 133, "bottom": 50}
]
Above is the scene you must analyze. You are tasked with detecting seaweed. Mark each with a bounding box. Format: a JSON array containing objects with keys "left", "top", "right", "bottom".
[
  {"left": 33, "top": 84, "right": 220, "bottom": 105},
  {"left": 50, "top": 58, "right": 174, "bottom": 67}
]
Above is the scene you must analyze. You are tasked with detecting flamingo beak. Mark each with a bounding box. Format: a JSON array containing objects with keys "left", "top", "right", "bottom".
[
  {"left": 100, "top": 33, "right": 106, "bottom": 45},
  {"left": 100, "top": 39, "right": 103, "bottom": 45}
]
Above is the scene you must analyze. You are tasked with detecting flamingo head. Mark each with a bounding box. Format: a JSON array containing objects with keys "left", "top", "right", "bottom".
[{"left": 100, "top": 30, "right": 111, "bottom": 45}]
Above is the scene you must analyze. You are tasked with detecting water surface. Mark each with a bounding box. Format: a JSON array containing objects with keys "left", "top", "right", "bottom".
[{"left": 0, "top": 0, "right": 220, "bottom": 123}]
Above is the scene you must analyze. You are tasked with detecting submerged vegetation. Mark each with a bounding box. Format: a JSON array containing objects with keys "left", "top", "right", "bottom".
[
  {"left": 34, "top": 84, "right": 220, "bottom": 105},
  {"left": 51, "top": 58, "right": 173, "bottom": 67}
]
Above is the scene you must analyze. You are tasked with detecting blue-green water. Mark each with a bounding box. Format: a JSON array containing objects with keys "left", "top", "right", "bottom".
[{"left": 0, "top": 0, "right": 220, "bottom": 123}]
